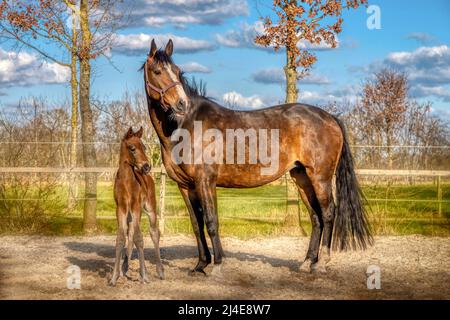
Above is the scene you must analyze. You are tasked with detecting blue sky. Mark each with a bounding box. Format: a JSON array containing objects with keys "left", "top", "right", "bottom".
[{"left": 1, "top": 0, "right": 449, "bottom": 119}]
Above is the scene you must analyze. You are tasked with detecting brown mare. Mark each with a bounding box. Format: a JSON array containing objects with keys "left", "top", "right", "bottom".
[
  {"left": 142, "top": 39, "right": 372, "bottom": 275},
  {"left": 110, "top": 127, "right": 164, "bottom": 286}
]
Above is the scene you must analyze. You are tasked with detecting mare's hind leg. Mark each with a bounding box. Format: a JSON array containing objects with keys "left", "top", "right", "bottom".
[
  {"left": 290, "top": 166, "right": 323, "bottom": 273},
  {"left": 110, "top": 209, "right": 127, "bottom": 286},
  {"left": 134, "top": 224, "right": 149, "bottom": 283},
  {"left": 144, "top": 202, "right": 165, "bottom": 280},
  {"left": 308, "top": 175, "right": 335, "bottom": 273}
]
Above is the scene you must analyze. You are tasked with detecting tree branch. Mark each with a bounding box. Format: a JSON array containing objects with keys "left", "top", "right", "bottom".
[{"left": 0, "top": 24, "right": 70, "bottom": 68}]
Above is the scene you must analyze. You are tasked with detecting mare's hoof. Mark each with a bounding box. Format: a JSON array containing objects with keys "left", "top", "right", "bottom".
[
  {"left": 299, "top": 259, "right": 313, "bottom": 273},
  {"left": 189, "top": 268, "right": 207, "bottom": 277},
  {"left": 311, "top": 261, "right": 327, "bottom": 274}
]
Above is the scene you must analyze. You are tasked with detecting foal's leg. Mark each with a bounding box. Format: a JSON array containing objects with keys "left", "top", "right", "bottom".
[
  {"left": 110, "top": 208, "right": 127, "bottom": 286},
  {"left": 133, "top": 223, "right": 149, "bottom": 283},
  {"left": 290, "top": 167, "right": 323, "bottom": 273},
  {"left": 144, "top": 201, "right": 164, "bottom": 279},
  {"left": 309, "top": 176, "right": 335, "bottom": 273},
  {"left": 179, "top": 186, "right": 211, "bottom": 275},
  {"left": 122, "top": 212, "right": 135, "bottom": 277},
  {"left": 195, "top": 177, "right": 224, "bottom": 275}
]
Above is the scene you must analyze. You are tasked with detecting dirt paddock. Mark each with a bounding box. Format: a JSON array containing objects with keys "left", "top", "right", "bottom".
[{"left": 0, "top": 235, "right": 449, "bottom": 299}]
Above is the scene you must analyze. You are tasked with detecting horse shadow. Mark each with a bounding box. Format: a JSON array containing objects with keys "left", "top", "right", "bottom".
[{"left": 63, "top": 241, "right": 299, "bottom": 278}]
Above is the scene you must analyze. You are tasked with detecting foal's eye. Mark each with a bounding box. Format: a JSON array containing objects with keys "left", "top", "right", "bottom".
[{"left": 129, "top": 146, "right": 136, "bottom": 152}]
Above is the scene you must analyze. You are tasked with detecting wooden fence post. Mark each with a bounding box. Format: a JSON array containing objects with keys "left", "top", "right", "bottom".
[
  {"left": 159, "top": 168, "right": 166, "bottom": 236},
  {"left": 437, "top": 175, "right": 442, "bottom": 217}
]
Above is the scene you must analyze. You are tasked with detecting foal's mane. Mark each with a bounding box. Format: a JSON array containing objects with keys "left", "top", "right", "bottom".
[{"left": 140, "top": 49, "right": 210, "bottom": 101}]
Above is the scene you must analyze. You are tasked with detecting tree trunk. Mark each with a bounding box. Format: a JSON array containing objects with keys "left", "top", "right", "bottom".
[
  {"left": 386, "top": 128, "right": 393, "bottom": 170},
  {"left": 284, "top": 49, "right": 298, "bottom": 103},
  {"left": 79, "top": 0, "right": 97, "bottom": 233},
  {"left": 68, "top": 9, "right": 79, "bottom": 210}
]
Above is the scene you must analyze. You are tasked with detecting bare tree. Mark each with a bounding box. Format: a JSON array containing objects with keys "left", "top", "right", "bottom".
[{"left": 0, "top": 0, "right": 127, "bottom": 232}]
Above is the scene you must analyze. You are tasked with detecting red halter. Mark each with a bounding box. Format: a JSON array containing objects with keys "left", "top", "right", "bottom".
[{"left": 144, "top": 60, "right": 181, "bottom": 111}]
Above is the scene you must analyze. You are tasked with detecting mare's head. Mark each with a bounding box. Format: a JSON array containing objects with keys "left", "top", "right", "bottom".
[
  {"left": 121, "top": 127, "right": 151, "bottom": 175},
  {"left": 143, "top": 39, "right": 189, "bottom": 117}
]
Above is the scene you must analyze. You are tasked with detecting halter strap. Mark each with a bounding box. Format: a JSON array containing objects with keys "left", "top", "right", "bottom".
[{"left": 144, "top": 60, "right": 181, "bottom": 110}]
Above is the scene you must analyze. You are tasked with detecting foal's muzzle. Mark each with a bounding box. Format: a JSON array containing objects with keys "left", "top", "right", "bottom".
[{"left": 142, "top": 163, "right": 151, "bottom": 174}]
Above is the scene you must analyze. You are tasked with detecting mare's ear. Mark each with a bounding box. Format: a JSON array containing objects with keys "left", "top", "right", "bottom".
[
  {"left": 136, "top": 126, "right": 143, "bottom": 138},
  {"left": 150, "top": 39, "right": 157, "bottom": 57},
  {"left": 165, "top": 39, "right": 173, "bottom": 57},
  {"left": 126, "top": 127, "right": 134, "bottom": 138}
]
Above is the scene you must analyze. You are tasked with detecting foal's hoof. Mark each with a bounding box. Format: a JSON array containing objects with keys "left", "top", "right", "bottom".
[
  {"left": 299, "top": 259, "right": 313, "bottom": 273},
  {"left": 109, "top": 277, "right": 118, "bottom": 287},
  {"left": 140, "top": 275, "right": 150, "bottom": 284},
  {"left": 156, "top": 266, "right": 165, "bottom": 280}
]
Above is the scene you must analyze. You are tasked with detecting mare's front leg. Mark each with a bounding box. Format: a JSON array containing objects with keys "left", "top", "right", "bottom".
[
  {"left": 179, "top": 185, "right": 211, "bottom": 275},
  {"left": 195, "top": 176, "right": 225, "bottom": 275}
]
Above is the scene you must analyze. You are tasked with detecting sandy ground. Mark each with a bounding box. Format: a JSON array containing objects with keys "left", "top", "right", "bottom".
[{"left": 0, "top": 235, "right": 449, "bottom": 300}]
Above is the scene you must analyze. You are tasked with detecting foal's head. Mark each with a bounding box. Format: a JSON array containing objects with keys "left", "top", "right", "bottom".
[
  {"left": 143, "top": 39, "right": 189, "bottom": 117},
  {"left": 121, "top": 127, "right": 151, "bottom": 175}
]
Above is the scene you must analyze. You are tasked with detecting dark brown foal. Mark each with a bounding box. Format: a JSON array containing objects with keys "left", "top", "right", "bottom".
[{"left": 109, "top": 127, "right": 164, "bottom": 286}]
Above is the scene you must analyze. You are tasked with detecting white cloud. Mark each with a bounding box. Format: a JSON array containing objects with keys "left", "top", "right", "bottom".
[
  {"left": 0, "top": 48, "right": 69, "bottom": 88},
  {"left": 125, "top": 0, "right": 248, "bottom": 29},
  {"left": 350, "top": 45, "right": 450, "bottom": 102},
  {"left": 385, "top": 45, "right": 450, "bottom": 86},
  {"left": 406, "top": 32, "right": 436, "bottom": 45},
  {"left": 410, "top": 85, "right": 450, "bottom": 102},
  {"left": 222, "top": 91, "right": 266, "bottom": 109},
  {"left": 298, "top": 86, "right": 359, "bottom": 105},
  {"left": 179, "top": 62, "right": 211, "bottom": 73},
  {"left": 112, "top": 33, "right": 215, "bottom": 56},
  {"left": 252, "top": 68, "right": 331, "bottom": 85},
  {"left": 216, "top": 21, "right": 337, "bottom": 52}
]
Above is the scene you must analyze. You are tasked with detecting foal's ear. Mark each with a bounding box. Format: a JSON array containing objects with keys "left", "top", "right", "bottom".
[
  {"left": 136, "top": 126, "right": 143, "bottom": 138},
  {"left": 126, "top": 127, "right": 134, "bottom": 138},
  {"left": 150, "top": 39, "right": 157, "bottom": 56},
  {"left": 165, "top": 39, "right": 173, "bottom": 57}
]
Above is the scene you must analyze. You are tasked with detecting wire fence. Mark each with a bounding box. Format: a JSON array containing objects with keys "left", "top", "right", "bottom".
[{"left": 0, "top": 142, "right": 449, "bottom": 237}]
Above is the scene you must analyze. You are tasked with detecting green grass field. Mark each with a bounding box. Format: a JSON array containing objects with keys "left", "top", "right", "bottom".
[{"left": 1, "top": 176, "right": 448, "bottom": 237}]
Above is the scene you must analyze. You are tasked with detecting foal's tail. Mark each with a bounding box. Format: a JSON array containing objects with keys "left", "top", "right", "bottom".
[{"left": 333, "top": 117, "right": 373, "bottom": 251}]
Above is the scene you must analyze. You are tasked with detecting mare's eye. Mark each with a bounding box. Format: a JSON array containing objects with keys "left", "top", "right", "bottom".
[{"left": 154, "top": 69, "right": 161, "bottom": 75}]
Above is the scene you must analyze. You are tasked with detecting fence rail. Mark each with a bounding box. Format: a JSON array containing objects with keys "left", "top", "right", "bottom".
[
  {"left": 1, "top": 166, "right": 449, "bottom": 236},
  {"left": 1, "top": 167, "right": 449, "bottom": 176}
]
